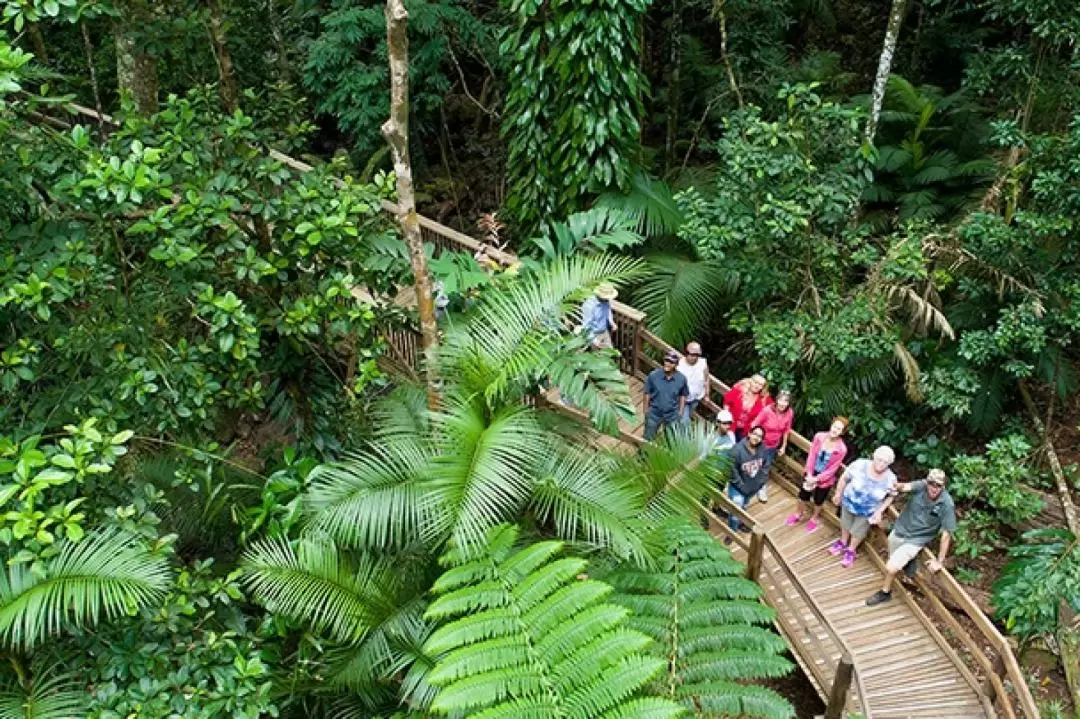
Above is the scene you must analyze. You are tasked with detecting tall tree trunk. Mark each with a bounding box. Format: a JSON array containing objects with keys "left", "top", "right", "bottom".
[
  {"left": 382, "top": 0, "right": 440, "bottom": 408},
  {"left": 715, "top": 3, "right": 743, "bottom": 109},
  {"left": 27, "top": 22, "right": 49, "bottom": 65},
  {"left": 663, "top": 0, "right": 682, "bottom": 173},
  {"left": 80, "top": 20, "right": 106, "bottom": 127},
  {"left": 113, "top": 16, "right": 158, "bottom": 116},
  {"left": 865, "top": 0, "right": 909, "bottom": 146},
  {"left": 206, "top": 0, "right": 239, "bottom": 113},
  {"left": 266, "top": 0, "right": 292, "bottom": 83}
]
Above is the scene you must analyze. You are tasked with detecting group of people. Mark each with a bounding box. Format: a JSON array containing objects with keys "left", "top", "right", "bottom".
[{"left": 641, "top": 339, "right": 957, "bottom": 608}]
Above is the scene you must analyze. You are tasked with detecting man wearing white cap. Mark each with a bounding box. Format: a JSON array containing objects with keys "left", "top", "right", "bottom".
[{"left": 580, "top": 282, "right": 619, "bottom": 350}]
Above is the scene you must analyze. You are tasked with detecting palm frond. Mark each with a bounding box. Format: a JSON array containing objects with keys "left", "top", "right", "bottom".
[
  {"left": 304, "top": 440, "right": 433, "bottom": 550},
  {"left": 602, "top": 519, "right": 794, "bottom": 719},
  {"left": 422, "top": 524, "right": 685, "bottom": 719},
  {"left": 427, "top": 401, "right": 548, "bottom": 555},
  {"left": 242, "top": 536, "right": 400, "bottom": 644},
  {"left": 633, "top": 253, "right": 737, "bottom": 348},
  {"left": 0, "top": 671, "right": 86, "bottom": 719},
  {"left": 529, "top": 446, "right": 648, "bottom": 563},
  {"left": 893, "top": 342, "right": 925, "bottom": 402},
  {"left": 531, "top": 207, "right": 645, "bottom": 259},
  {"left": 544, "top": 339, "right": 637, "bottom": 435},
  {"left": 0, "top": 531, "right": 170, "bottom": 650},
  {"left": 613, "top": 424, "right": 715, "bottom": 526},
  {"left": 595, "top": 172, "right": 686, "bottom": 238},
  {"left": 880, "top": 282, "right": 955, "bottom": 339},
  {"left": 441, "top": 253, "right": 645, "bottom": 406}
]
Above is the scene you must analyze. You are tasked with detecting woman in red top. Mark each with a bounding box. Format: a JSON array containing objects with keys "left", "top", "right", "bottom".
[
  {"left": 722, "top": 373, "right": 771, "bottom": 442},
  {"left": 751, "top": 389, "right": 794, "bottom": 502}
]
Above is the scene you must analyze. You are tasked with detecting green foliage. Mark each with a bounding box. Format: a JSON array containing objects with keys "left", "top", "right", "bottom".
[
  {"left": 0, "top": 528, "right": 169, "bottom": 650},
  {"left": 595, "top": 172, "right": 686, "bottom": 239},
  {"left": 75, "top": 561, "right": 281, "bottom": 719},
  {"left": 529, "top": 208, "right": 645, "bottom": 261},
  {"left": 950, "top": 435, "right": 1045, "bottom": 527},
  {"left": 0, "top": 669, "right": 86, "bottom": 719},
  {"left": 603, "top": 519, "right": 794, "bottom": 719},
  {"left": 422, "top": 523, "right": 686, "bottom": 718},
  {"left": 302, "top": 0, "right": 493, "bottom": 159},
  {"left": 993, "top": 529, "right": 1080, "bottom": 641},
  {"left": 1, "top": 84, "right": 396, "bottom": 445},
  {"left": 862, "top": 77, "right": 995, "bottom": 227},
  {"left": 501, "top": 0, "right": 648, "bottom": 234}
]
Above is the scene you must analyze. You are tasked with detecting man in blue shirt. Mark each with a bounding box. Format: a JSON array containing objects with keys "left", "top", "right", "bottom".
[
  {"left": 643, "top": 350, "right": 688, "bottom": 440},
  {"left": 580, "top": 283, "right": 618, "bottom": 349}
]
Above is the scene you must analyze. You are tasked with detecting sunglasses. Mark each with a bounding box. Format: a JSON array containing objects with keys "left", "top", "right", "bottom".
[{"left": 929, "top": 481, "right": 946, "bottom": 487}]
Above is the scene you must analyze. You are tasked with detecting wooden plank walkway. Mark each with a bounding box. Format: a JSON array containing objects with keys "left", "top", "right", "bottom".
[{"left": 615, "top": 382, "right": 994, "bottom": 719}]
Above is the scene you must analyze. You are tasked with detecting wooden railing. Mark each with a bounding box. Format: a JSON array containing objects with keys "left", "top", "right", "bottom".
[
  {"left": 630, "top": 325, "right": 1039, "bottom": 719},
  {"left": 40, "top": 102, "right": 1035, "bottom": 718},
  {"left": 701, "top": 496, "right": 870, "bottom": 717}
]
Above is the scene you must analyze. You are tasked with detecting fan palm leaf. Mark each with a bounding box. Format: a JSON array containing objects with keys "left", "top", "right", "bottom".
[
  {"left": 529, "top": 446, "right": 648, "bottom": 563},
  {"left": 304, "top": 438, "right": 434, "bottom": 551},
  {"left": 422, "top": 524, "right": 685, "bottom": 719},
  {"left": 0, "top": 530, "right": 170, "bottom": 650},
  {"left": 633, "top": 253, "right": 738, "bottom": 348},
  {"left": 595, "top": 172, "right": 686, "bottom": 238},
  {"left": 532, "top": 207, "right": 645, "bottom": 259},
  {"left": 441, "top": 254, "right": 645, "bottom": 407}
]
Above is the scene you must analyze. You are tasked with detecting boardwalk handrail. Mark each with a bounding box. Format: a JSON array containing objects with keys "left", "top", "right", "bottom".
[{"left": 45, "top": 101, "right": 1038, "bottom": 718}]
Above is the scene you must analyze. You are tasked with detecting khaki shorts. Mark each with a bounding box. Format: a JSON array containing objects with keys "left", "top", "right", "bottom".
[
  {"left": 590, "top": 330, "right": 613, "bottom": 350},
  {"left": 886, "top": 532, "right": 925, "bottom": 572},
  {"left": 839, "top": 506, "right": 871, "bottom": 540}
]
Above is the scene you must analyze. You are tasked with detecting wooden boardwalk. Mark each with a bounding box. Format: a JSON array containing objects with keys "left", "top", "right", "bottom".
[{"left": 610, "top": 381, "right": 994, "bottom": 718}]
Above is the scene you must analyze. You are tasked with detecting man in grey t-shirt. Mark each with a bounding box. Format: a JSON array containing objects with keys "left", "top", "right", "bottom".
[{"left": 866, "top": 468, "right": 956, "bottom": 606}]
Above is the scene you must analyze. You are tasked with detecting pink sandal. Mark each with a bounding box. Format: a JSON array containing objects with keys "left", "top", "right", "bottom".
[
  {"left": 785, "top": 513, "right": 802, "bottom": 526},
  {"left": 805, "top": 518, "right": 819, "bottom": 533},
  {"left": 841, "top": 548, "right": 857, "bottom": 567}
]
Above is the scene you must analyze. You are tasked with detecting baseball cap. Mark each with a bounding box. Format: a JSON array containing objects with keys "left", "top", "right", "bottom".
[
  {"left": 663, "top": 350, "right": 679, "bottom": 363},
  {"left": 717, "top": 410, "right": 734, "bottom": 423}
]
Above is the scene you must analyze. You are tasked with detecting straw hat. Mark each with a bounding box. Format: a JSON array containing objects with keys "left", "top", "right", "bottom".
[{"left": 594, "top": 282, "right": 618, "bottom": 301}]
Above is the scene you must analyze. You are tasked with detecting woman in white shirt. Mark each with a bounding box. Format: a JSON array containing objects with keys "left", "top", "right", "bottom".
[{"left": 677, "top": 341, "right": 710, "bottom": 424}]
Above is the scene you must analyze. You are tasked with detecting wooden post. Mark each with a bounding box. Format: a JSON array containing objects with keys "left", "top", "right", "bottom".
[
  {"left": 632, "top": 318, "right": 642, "bottom": 378},
  {"left": 982, "top": 653, "right": 1006, "bottom": 708},
  {"left": 824, "top": 654, "right": 854, "bottom": 719},
  {"left": 745, "top": 526, "right": 765, "bottom": 581}
]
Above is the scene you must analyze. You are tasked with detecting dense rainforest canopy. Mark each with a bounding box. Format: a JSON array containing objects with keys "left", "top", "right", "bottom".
[{"left": 2, "top": 0, "right": 1080, "bottom": 716}]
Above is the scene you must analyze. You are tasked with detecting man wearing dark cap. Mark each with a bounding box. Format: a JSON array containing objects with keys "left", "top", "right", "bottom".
[{"left": 643, "top": 350, "right": 689, "bottom": 441}]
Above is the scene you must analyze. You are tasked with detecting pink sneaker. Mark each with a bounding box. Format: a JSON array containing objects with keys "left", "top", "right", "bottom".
[
  {"left": 841, "top": 548, "right": 857, "bottom": 567},
  {"left": 785, "top": 513, "right": 802, "bottom": 526},
  {"left": 805, "top": 518, "right": 819, "bottom": 533},
  {"left": 827, "top": 539, "right": 846, "bottom": 556}
]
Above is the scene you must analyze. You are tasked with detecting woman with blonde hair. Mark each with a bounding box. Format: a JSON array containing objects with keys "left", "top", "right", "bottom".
[{"left": 722, "top": 373, "right": 771, "bottom": 442}]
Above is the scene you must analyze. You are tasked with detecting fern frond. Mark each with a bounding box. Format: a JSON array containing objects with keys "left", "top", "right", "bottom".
[
  {"left": 601, "top": 519, "right": 794, "bottom": 719},
  {"left": 595, "top": 171, "right": 686, "bottom": 238},
  {"left": 422, "top": 524, "right": 683, "bottom": 718}
]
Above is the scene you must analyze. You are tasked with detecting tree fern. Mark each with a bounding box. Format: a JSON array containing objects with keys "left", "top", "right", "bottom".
[
  {"left": 422, "top": 524, "right": 686, "bottom": 718},
  {"left": 602, "top": 520, "right": 794, "bottom": 719},
  {"left": 0, "top": 530, "right": 170, "bottom": 650}
]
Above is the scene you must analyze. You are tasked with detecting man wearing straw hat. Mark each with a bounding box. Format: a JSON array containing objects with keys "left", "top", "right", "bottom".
[{"left": 580, "top": 282, "right": 619, "bottom": 350}]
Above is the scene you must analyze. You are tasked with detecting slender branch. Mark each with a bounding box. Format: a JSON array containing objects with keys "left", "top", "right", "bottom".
[
  {"left": 80, "top": 20, "right": 106, "bottom": 129},
  {"left": 446, "top": 43, "right": 499, "bottom": 119},
  {"left": 716, "top": 8, "right": 743, "bottom": 109}
]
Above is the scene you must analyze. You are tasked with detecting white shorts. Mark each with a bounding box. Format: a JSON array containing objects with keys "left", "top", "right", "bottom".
[{"left": 886, "top": 532, "right": 924, "bottom": 572}]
